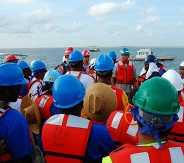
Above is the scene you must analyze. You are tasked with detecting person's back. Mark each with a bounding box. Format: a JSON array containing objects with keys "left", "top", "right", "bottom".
[
  {"left": 0, "top": 63, "right": 33, "bottom": 162},
  {"left": 105, "top": 141, "right": 184, "bottom": 163},
  {"left": 103, "top": 77, "right": 184, "bottom": 163},
  {"left": 42, "top": 75, "right": 116, "bottom": 163}
]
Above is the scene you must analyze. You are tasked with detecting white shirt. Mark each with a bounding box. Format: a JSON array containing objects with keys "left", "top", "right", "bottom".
[
  {"left": 28, "top": 77, "right": 43, "bottom": 101},
  {"left": 66, "top": 71, "right": 94, "bottom": 89}
]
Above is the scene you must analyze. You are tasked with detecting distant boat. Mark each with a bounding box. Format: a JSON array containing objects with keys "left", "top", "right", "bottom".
[
  {"left": 88, "top": 47, "right": 100, "bottom": 52},
  {"left": 130, "top": 48, "right": 175, "bottom": 61}
]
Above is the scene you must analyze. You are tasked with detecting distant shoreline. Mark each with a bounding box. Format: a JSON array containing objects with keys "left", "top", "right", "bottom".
[{"left": 0, "top": 46, "right": 184, "bottom": 49}]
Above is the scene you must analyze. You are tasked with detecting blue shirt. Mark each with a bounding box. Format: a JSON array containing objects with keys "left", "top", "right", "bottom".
[
  {"left": 0, "top": 109, "right": 33, "bottom": 159},
  {"left": 85, "top": 124, "right": 117, "bottom": 163}
]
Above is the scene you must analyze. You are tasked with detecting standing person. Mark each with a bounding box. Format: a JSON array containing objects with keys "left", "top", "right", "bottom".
[
  {"left": 82, "top": 49, "right": 91, "bottom": 72},
  {"left": 35, "top": 70, "right": 61, "bottom": 122},
  {"left": 29, "top": 60, "right": 47, "bottom": 101},
  {"left": 17, "top": 60, "right": 32, "bottom": 82},
  {"left": 94, "top": 54, "right": 129, "bottom": 112},
  {"left": 67, "top": 50, "right": 94, "bottom": 89},
  {"left": 81, "top": 83, "right": 116, "bottom": 124},
  {"left": 4, "top": 54, "right": 19, "bottom": 63},
  {"left": 162, "top": 69, "right": 184, "bottom": 142},
  {"left": 179, "top": 61, "right": 184, "bottom": 79},
  {"left": 0, "top": 63, "right": 33, "bottom": 162},
  {"left": 103, "top": 77, "right": 184, "bottom": 163},
  {"left": 112, "top": 48, "right": 136, "bottom": 98},
  {"left": 42, "top": 75, "right": 116, "bottom": 163},
  {"left": 108, "top": 51, "right": 117, "bottom": 64},
  {"left": 62, "top": 47, "right": 73, "bottom": 64}
]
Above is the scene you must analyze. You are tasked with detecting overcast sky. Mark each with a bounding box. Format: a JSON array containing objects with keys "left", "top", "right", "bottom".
[{"left": 0, "top": 0, "right": 183, "bottom": 48}]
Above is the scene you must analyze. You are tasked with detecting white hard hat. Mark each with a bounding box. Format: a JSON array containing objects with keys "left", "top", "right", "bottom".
[
  {"left": 162, "top": 69, "right": 184, "bottom": 91},
  {"left": 180, "top": 61, "right": 184, "bottom": 67}
]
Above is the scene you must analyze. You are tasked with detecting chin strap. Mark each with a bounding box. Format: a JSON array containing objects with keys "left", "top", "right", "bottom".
[{"left": 131, "top": 106, "right": 178, "bottom": 148}]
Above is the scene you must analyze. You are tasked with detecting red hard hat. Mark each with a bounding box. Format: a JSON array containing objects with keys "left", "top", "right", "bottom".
[
  {"left": 82, "top": 49, "right": 90, "bottom": 57},
  {"left": 64, "top": 47, "right": 73, "bottom": 56},
  {"left": 4, "top": 54, "right": 18, "bottom": 63}
]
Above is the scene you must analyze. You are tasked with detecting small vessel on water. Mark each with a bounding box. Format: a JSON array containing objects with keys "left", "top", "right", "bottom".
[
  {"left": 88, "top": 46, "right": 100, "bottom": 52},
  {"left": 130, "top": 48, "right": 175, "bottom": 61}
]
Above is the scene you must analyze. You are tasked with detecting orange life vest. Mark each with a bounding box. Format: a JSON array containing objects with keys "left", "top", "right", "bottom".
[
  {"left": 106, "top": 111, "right": 138, "bottom": 145},
  {"left": 135, "top": 73, "right": 146, "bottom": 88},
  {"left": 109, "top": 141, "right": 184, "bottom": 163},
  {"left": 42, "top": 114, "right": 93, "bottom": 163},
  {"left": 169, "top": 106, "right": 184, "bottom": 142},
  {"left": 116, "top": 62, "right": 135, "bottom": 84},
  {"left": 35, "top": 95, "right": 53, "bottom": 121},
  {"left": 111, "top": 86, "right": 129, "bottom": 112}
]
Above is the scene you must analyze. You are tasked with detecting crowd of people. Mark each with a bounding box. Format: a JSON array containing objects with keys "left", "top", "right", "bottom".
[{"left": 0, "top": 47, "right": 183, "bottom": 163}]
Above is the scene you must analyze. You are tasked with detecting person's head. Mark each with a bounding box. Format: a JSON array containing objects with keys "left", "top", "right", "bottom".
[
  {"left": 17, "top": 60, "right": 32, "bottom": 79},
  {"left": 64, "top": 47, "right": 73, "bottom": 58},
  {"left": 82, "top": 49, "right": 90, "bottom": 64},
  {"left": 52, "top": 74, "right": 85, "bottom": 116},
  {"left": 132, "top": 77, "right": 179, "bottom": 144},
  {"left": 95, "top": 54, "right": 114, "bottom": 84},
  {"left": 0, "top": 63, "right": 26, "bottom": 104},
  {"left": 4, "top": 54, "right": 19, "bottom": 63},
  {"left": 179, "top": 61, "right": 184, "bottom": 79},
  {"left": 162, "top": 69, "right": 184, "bottom": 93},
  {"left": 68, "top": 50, "right": 83, "bottom": 71},
  {"left": 120, "top": 48, "right": 130, "bottom": 63},
  {"left": 145, "top": 54, "right": 157, "bottom": 64},
  {"left": 81, "top": 83, "right": 116, "bottom": 123},
  {"left": 43, "top": 70, "right": 61, "bottom": 94},
  {"left": 108, "top": 51, "right": 117, "bottom": 64},
  {"left": 30, "top": 60, "right": 47, "bottom": 80}
]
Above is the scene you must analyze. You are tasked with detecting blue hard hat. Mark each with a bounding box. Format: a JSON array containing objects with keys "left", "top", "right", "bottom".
[
  {"left": 108, "top": 51, "right": 117, "bottom": 61},
  {"left": 30, "top": 60, "right": 47, "bottom": 73},
  {"left": 52, "top": 74, "right": 85, "bottom": 109},
  {"left": 43, "top": 70, "right": 61, "bottom": 83},
  {"left": 145, "top": 54, "right": 157, "bottom": 64},
  {"left": 0, "top": 63, "right": 26, "bottom": 86},
  {"left": 95, "top": 54, "right": 114, "bottom": 71},
  {"left": 17, "top": 60, "right": 30, "bottom": 70},
  {"left": 120, "top": 48, "right": 130, "bottom": 56},
  {"left": 69, "top": 50, "right": 83, "bottom": 62}
]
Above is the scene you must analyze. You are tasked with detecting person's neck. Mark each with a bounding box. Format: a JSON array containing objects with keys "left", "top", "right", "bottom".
[{"left": 97, "top": 78, "right": 111, "bottom": 85}]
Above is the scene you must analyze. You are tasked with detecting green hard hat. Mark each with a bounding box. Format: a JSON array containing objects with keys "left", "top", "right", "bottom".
[{"left": 133, "top": 77, "right": 179, "bottom": 116}]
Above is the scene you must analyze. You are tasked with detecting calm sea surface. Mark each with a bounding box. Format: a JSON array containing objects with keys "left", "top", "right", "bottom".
[{"left": 0, "top": 47, "right": 183, "bottom": 75}]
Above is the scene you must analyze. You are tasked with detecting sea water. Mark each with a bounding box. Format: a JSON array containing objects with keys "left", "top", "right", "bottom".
[{"left": 0, "top": 47, "right": 183, "bottom": 75}]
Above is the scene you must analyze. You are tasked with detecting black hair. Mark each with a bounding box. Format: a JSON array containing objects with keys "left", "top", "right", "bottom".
[
  {"left": 0, "top": 85, "right": 21, "bottom": 102},
  {"left": 59, "top": 101, "right": 83, "bottom": 117},
  {"left": 69, "top": 61, "right": 83, "bottom": 70}
]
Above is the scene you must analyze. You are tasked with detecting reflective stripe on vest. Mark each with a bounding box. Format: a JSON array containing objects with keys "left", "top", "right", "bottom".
[
  {"left": 66, "top": 115, "right": 90, "bottom": 129},
  {"left": 130, "top": 152, "right": 150, "bottom": 163},
  {"left": 111, "top": 112, "right": 124, "bottom": 129},
  {"left": 46, "top": 114, "right": 64, "bottom": 125},
  {"left": 178, "top": 107, "right": 184, "bottom": 122},
  {"left": 169, "top": 147, "right": 184, "bottom": 163},
  {"left": 39, "top": 95, "right": 50, "bottom": 109},
  {"left": 46, "top": 114, "right": 90, "bottom": 128},
  {"left": 126, "top": 121, "right": 138, "bottom": 137}
]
